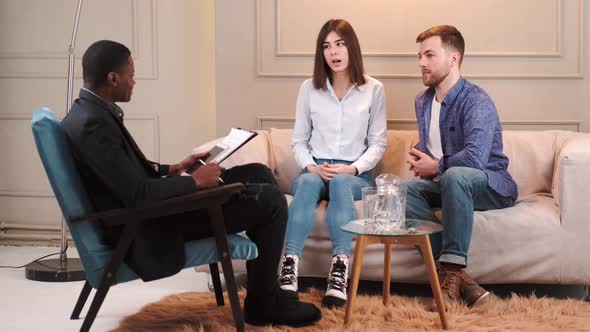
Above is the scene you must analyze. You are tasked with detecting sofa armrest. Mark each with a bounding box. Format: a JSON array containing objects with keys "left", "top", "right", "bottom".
[{"left": 554, "top": 134, "right": 590, "bottom": 232}]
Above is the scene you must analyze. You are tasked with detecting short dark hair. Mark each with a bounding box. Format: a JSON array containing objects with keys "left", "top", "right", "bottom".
[
  {"left": 82, "top": 40, "right": 131, "bottom": 88},
  {"left": 313, "top": 19, "right": 366, "bottom": 90},
  {"left": 416, "top": 25, "right": 465, "bottom": 65}
]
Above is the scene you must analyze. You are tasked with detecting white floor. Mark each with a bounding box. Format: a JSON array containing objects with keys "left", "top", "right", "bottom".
[{"left": 0, "top": 246, "right": 211, "bottom": 332}]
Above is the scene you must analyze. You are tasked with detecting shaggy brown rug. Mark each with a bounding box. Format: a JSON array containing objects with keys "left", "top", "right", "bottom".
[{"left": 112, "top": 288, "right": 590, "bottom": 331}]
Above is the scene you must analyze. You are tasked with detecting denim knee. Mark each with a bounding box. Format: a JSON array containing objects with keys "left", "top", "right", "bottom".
[
  {"left": 292, "top": 172, "right": 324, "bottom": 194},
  {"left": 328, "top": 174, "right": 356, "bottom": 193},
  {"left": 440, "top": 167, "right": 485, "bottom": 191},
  {"left": 402, "top": 179, "right": 424, "bottom": 196}
]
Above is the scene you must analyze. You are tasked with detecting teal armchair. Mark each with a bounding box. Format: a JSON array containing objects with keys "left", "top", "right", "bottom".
[{"left": 31, "top": 107, "right": 257, "bottom": 332}]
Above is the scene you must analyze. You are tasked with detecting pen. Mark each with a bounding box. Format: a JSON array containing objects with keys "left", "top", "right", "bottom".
[{"left": 198, "top": 159, "right": 225, "bottom": 184}]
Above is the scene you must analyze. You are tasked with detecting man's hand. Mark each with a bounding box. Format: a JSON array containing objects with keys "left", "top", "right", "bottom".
[
  {"left": 307, "top": 163, "right": 357, "bottom": 182},
  {"left": 408, "top": 148, "right": 439, "bottom": 179},
  {"left": 169, "top": 152, "right": 210, "bottom": 175},
  {"left": 191, "top": 163, "right": 222, "bottom": 189}
]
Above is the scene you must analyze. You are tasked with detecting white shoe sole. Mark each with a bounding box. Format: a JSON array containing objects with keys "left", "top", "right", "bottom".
[{"left": 470, "top": 290, "right": 490, "bottom": 307}]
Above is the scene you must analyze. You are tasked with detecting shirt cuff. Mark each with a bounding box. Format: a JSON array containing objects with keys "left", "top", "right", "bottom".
[
  {"left": 157, "top": 164, "right": 171, "bottom": 177},
  {"left": 299, "top": 156, "right": 317, "bottom": 170},
  {"left": 437, "top": 158, "right": 446, "bottom": 175},
  {"left": 351, "top": 161, "right": 368, "bottom": 175}
]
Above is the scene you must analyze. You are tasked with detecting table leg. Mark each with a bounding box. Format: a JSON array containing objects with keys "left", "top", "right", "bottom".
[
  {"left": 383, "top": 242, "right": 392, "bottom": 305},
  {"left": 419, "top": 235, "right": 448, "bottom": 330},
  {"left": 344, "top": 235, "right": 368, "bottom": 326}
]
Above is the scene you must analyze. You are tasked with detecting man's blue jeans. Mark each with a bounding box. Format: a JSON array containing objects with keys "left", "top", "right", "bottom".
[
  {"left": 285, "top": 159, "right": 372, "bottom": 257},
  {"left": 402, "top": 167, "right": 515, "bottom": 266}
]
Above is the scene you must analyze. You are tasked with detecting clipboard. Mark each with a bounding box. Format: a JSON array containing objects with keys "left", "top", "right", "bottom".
[
  {"left": 206, "top": 128, "right": 258, "bottom": 164},
  {"left": 189, "top": 128, "right": 258, "bottom": 172}
]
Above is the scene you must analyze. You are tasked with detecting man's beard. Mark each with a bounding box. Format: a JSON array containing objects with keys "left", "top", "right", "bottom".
[{"left": 422, "top": 68, "right": 450, "bottom": 87}]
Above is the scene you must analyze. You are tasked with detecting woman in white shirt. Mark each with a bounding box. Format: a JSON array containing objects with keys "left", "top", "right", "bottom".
[{"left": 278, "top": 19, "right": 387, "bottom": 308}]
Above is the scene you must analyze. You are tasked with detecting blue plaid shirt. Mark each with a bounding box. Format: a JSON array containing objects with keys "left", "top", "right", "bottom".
[{"left": 415, "top": 77, "right": 518, "bottom": 199}]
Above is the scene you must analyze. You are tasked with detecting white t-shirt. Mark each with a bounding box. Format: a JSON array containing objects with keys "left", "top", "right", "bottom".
[{"left": 427, "top": 98, "right": 443, "bottom": 160}]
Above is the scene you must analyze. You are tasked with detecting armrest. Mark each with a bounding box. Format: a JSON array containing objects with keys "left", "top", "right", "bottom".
[
  {"left": 553, "top": 135, "right": 590, "bottom": 232},
  {"left": 71, "top": 183, "right": 245, "bottom": 226}
]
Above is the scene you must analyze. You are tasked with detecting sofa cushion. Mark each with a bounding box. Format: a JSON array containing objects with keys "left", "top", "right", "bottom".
[
  {"left": 270, "top": 128, "right": 300, "bottom": 194},
  {"left": 292, "top": 192, "right": 562, "bottom": 283},
  {"left": 502, "top": 131, "right": 557, "bottom": 198},
  {"left": 374, "top": 130, "right": 420, "bottom": 180},
  {"left": 271, "top": 128, "right": 563, "bottom": 200}
]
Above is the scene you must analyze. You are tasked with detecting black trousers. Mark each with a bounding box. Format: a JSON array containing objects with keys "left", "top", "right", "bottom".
[
  {"left": 122, "top": 163, "right": 286, "bottom": 294},
  {"left": 182, "top": 163, "right": 287, "bottom": 297}
]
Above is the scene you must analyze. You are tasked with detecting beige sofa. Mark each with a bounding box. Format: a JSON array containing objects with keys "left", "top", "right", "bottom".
[{"left": 210, "top": 128, "right": 590, "bottom": 285}]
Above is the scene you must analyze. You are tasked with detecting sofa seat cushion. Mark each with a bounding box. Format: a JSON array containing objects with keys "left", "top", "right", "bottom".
[
  {"left": 469, "top": 193, "right": 563, "bottom": 283},
  {"left": 285, "top": 193, "right": 562, "bottom": 283}
]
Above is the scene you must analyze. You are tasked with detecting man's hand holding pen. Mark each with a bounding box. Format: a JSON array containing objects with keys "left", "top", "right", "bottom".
[
  {"left": 191, "top": 160, "right": 223, "bottom": 189},
  {"left": 171, "top": 151, "right": 225, "bottom": 188},
  {"left": 170, "top": 151, "right": 210, "bottom": 175}
]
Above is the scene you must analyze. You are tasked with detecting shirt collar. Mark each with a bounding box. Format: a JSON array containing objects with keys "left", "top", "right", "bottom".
[
  {"left": 325, "top": 76, "right": 367, "bottom": 94},
  {"left": 424, "top": 76, "right": 465, "bottom": 106},
  {"left": 440, "top": 76, "right": 465, "bottom": 106},
  {"left": 80, "top": 88, "right": 125, "bottom": 121}
]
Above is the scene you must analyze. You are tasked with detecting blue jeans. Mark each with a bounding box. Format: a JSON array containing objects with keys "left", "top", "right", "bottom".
[
  {"left": 285, "top": 159, "right": 372, "bottom": 257},
  {"left": 402, "top": 167, "right": 514, "bottom": 266}
]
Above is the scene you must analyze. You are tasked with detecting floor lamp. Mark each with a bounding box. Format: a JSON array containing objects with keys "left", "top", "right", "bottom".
[{"left": 25, "top": 0, "right": 86, "bottom": 282}]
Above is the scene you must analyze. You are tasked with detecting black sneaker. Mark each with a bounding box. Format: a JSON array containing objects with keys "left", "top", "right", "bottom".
[
  {"left": 322, "top": 255, "right": 349, "bottom": 308},
  {"left": 244, "top": 289, "right": 321, "bottom": 327},
  {"left": 278, "top": 255, "right": 299, "bottom": 292}
]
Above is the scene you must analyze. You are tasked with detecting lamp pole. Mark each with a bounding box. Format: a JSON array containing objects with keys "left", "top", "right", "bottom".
[
  {"left": 62, "top": 0, "right": 84, "bottom": 262},
  {"left": 25, "top": 0, "right": 86, "bottom": 282}
]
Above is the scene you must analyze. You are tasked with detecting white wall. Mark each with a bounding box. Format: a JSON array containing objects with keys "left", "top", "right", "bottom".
[
  {"left": 0, "top": 0, "right": 216, "bottom": 244},
  {"left": 1, "top": 0, "right": 588, "bottom": 244},
  {"left": 216, "top": 0, "right": 589, "bottom": 133}
]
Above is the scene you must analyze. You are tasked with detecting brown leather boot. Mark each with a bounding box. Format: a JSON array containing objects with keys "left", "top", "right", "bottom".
[
  {"left": 433, "top": 266, "right": 462, "bottom": 311},
  {"left": 460, "top": 271, "right": 490, "bottom": 307}
]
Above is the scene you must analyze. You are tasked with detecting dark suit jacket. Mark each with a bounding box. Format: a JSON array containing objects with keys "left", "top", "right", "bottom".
[{"left": 62, "top": 89, "right": 198, "bottom": 281}]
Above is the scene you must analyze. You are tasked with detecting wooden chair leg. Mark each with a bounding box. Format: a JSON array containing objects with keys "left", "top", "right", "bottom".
[
  {"left": 79, "top": 278, "right": 114, "bottom": 332},
  {"left": 209, "top": 263, "right": 224, "bottom": 305},
  {"left": 208, "top": 205, "right": 245, "bottom": 332},
  {"left": 220, "top": 255, "right": 244, "bottom": 332},
  {"left": 344, "top": 235, "right": 368, "bottom": 326},
  {"left": 80, "top": 223, "right": 137, "bottom": 332},
  {"left": 71, "top": 280, "right": 92, "bottom": 319},
  {"left": 383, "top": 243, "right": 392, "bottom": 305},
  {"left": 419, "top": 236, "right": 448, "bottom": 330}
]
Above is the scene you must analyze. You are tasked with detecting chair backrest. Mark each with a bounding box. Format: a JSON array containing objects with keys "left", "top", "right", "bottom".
[{"left": 31, "top": 107, "right": 116, "bottom": 286}]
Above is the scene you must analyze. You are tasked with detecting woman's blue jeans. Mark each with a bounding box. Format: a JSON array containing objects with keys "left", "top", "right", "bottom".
[
  {"left": 402, "top": 167, "right": 515, "bottom": 266},
  {"left": 284, "top": 159, "right": 372, "bottom": 257}
]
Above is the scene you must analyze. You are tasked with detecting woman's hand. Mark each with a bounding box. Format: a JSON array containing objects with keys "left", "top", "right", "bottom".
[
  {"left": 307, "top": 164, "right": 330, "bottom": 182},
  {"left": 307, "top": 163, "right": 358, "bottom": 182}
]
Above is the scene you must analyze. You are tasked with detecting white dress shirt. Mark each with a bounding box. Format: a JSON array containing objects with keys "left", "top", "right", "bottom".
[{"left": 291, "top": 75, "right": 387, "bottom": 175}]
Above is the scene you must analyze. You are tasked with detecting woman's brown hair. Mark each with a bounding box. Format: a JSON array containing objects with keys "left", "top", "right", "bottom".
[{"left": 312, "top": 19, "right": 366, "bottom": 90}]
